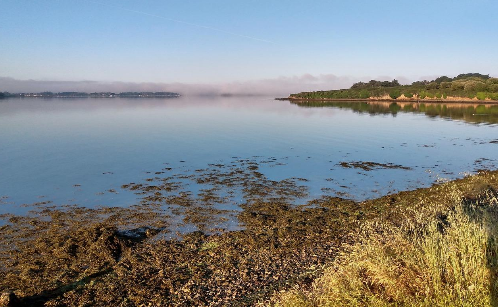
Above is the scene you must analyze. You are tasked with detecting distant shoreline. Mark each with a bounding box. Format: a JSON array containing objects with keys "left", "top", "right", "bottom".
[{"left": 0, "top": 92, "right": 180, "bottom": 99}]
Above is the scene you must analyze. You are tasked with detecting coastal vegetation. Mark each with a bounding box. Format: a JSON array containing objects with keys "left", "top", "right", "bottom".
[
  {"left": 290, "top": 73, "right": 498, "bottom": 101},
  {"left": 275, "top": 183, "right": 498, "bottom": 307}
]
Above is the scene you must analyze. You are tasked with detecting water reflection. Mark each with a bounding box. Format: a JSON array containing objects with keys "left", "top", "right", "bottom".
[
  {"left": 1, "top": 97, "right": 497, "bottom": 230},
  {"left": 291, "top": 101, "right": 498, "bottom": 125}
]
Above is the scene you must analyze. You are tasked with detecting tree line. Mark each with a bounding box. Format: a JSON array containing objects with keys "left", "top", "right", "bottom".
[{"left": 291, "top": 73, "right": 498, "bottom": 100}]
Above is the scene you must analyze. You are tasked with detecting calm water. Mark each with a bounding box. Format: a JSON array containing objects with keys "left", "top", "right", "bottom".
[{"left": 1, "top": 97, "right": 497, "bottom": 218}]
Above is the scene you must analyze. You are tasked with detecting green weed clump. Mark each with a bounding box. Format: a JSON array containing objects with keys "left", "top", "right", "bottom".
[
  {"left": 476, "top": 92, "right": 488, "bottom": 100},
  {"left": 275, "top": 189, "right": 498, "bottom": 307}
]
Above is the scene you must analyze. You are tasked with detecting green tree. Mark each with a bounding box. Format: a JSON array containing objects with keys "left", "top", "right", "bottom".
[
  {"left": 440, "top": 82, "right": 452, "bottom": 89},
  {"left": 426, "top": 82, "right": 438, "bottom": 90},
  {"left": 487, "top": 84, "right": 498, "bottom": 92},
  {"left": 464, "top": 81, "right": 487, "bottom": 92},
  {"left": 434, "top": 76, "right": 452, "bottom": 83},
  {"left": 454, "top": 73, "right": 489, "bottom": 80},
  {"left": 451, "top": 81, "right": 465, "bottom": 91}
]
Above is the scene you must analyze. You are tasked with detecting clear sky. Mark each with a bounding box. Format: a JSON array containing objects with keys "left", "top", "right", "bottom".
[{"left": 1, "top": 0, "right": 497, "bottom": 86}]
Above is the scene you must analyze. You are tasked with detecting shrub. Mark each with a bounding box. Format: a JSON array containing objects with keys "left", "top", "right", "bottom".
[
  {"left": 389, "top": 90, "right": 401, "bottom": 100},
  {"left": 476, "top": 92, "right": 488, "bottom": 100},
  {"left": 489, "top": 93, "right": 498, "bottom": 100},
  {"left": 359, "top": 90, "right": 370, "bottom": 99}
]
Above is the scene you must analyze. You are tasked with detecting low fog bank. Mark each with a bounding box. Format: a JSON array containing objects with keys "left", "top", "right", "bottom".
[{"left": 0, "top": 74, "right": 411, "bottom": 97}]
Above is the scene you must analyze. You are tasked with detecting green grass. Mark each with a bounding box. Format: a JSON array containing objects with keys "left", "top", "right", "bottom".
[{"left": 274, "top": 188, "right": 498, "bottom": 307}]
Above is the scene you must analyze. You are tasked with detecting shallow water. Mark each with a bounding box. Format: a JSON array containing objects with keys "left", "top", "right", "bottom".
[{"left": 1, "top": 97, "right": 497, "bottom": 221}]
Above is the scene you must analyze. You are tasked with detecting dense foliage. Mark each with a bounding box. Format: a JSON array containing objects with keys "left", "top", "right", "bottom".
[{"left": 290, "top": 73, "right": 498, "bottom": 100}]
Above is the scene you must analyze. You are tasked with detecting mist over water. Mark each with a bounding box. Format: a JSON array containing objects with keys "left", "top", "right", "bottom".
[{"left": 0, "top": 97, "right": 497, "bottom": 218}]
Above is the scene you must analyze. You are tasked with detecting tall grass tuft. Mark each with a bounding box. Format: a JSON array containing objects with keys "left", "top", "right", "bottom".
[{"left": 275, "top": 189, "right": 498, "bottom": 307}]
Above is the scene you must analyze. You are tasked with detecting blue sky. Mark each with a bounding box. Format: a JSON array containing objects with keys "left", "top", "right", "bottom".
[{"left": 1, "top": 0, "right": 497, "bottom": 86}]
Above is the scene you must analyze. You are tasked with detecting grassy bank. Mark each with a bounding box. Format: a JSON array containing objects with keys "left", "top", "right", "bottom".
[{"left": 275, "top": 181, "right": 498, "bottom": 306}]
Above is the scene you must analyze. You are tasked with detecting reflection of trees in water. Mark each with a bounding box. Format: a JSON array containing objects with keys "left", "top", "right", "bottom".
[{"left": 291, "top": 101, "right": 498, "bottom": 125}]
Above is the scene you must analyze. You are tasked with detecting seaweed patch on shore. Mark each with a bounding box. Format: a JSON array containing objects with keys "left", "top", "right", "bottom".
[
  {"left": 0, "top": 203, "right": 171, "bottom": 306},
  {"left": 120, "top": 157, "right": 309, "bottom": 233},
  {"left": 338, "top": 161, "right": 412, "bottom": 171}
]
